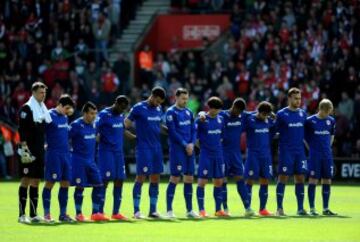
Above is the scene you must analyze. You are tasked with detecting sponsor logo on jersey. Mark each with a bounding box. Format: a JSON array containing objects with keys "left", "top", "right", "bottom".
[
  {"left": 112, "top": 123, "right": 123, "bottom": 128},
  {"left": 179, "top": 120, "right": 191, "bottom": 126},
  {"left": 147, "top": 116, "right": 161, "bottom": 121},
  {"left": 84, "top": 134, "right": 96, "bottom": 139},
  {"left": 227, "top": 121, "right": 241, "bottom": 127},
  {"left": 326, "top": 120, "right": 331, "bottom": 125},
  {"left": 288, "top": 122, "right": 303, "bottom": 127},
  {"left": 314, "top": 130, "right": 330, "bottom": 135},
  {"left": 255, "top": 128, "right": 269, "bottom": 133},
  {"left": 208, "top": 129, "right": 221, "bottom": 134},
  {"left": 58, "top": 123, "right": 68, "bottom": 128}
]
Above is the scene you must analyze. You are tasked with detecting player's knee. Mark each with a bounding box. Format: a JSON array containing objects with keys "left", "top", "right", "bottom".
[
  {"left": 278, "top": 175, "right": 288, "bottom": 183},
  {"left": 259, "top": 178, "right": 269, "bottom": 185},
  {"left": 294, "top": 175, "right": 305, "bottom": 183},
  {"left": 308, "top": 178, "right": 318, "bottom": 185},
  {"left": 45, "top": 181, "right": 55, "bottom": 189},
  {"left": 114, "top": 180, "right": 123, "bottom": 187},
  {"left": 149, "top": 174, "right": 160, "bottom": 183},
  {"left": 234, "top": 175, "right": 243, "bottom": 181},
  {"left": 135, "top": 175, "right": 146, "bottom": 183},
  {"left": 183, "top": 175, "right": 194, "bottom": 183},
  {"left": 321, "top": 179, "right": 331, "bottom": 185},
  {"left": 169, "top": 176, "right": 180, "bottom": 184},
  {"left": 30, "top": 179, "right": 40, "bottom": 187},
  {"left": 20, "top": 177, "right": 29, "bottom": 187},
  {"left": 197, "top": 179, "right": 207, "bottom": 187},
  {"left": 213, "top": 179, "right": 223, "bottom": 187},
  {"left": 246, "top": 179, "right": 254, "bottom": 185}
]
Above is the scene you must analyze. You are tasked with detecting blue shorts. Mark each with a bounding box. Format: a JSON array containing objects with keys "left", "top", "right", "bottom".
[
  {"left": 97, "top": 149, "right": 126, "bottom": 181},
  {"left": 308, "top": 151, "right": 334, "bottom": 179},
  {"left": 71, "top": 153, "right": 102, "bottom": 187},
  {"left": 223, "top": 149, "right": 244, "bottom": 177},
  {"left": 244, "top": 152, "right": 272, "bottom": 180},
  {"left": 135, "top": 146, "right": 163, "bottom": 175},
  {"left": 278, "top": 149, "right": 307, "bottom": 176},
  {"left": 44, "top": 150, "right": 71, "bottom": 182},
  {"left": 169, "top": 146, "right": 195, "bottom": 176},
  {"left": 198, "top": 150, "right": 225, "bottom": 179}
]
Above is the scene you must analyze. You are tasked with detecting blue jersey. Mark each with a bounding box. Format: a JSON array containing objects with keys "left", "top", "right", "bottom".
[
  {"left": 45, "top": 109, "right": 69, "bottom": 152},
  {"left": 245, "top": 114, "right": 275, "bottom": 156},
  {"left": 276, "top": 107, "right": 306, "bottom": 151},
  {"left": 165, "top": 105, "right": 196, "bottom": 148},
  {"left": 127, "top": 101, "right": 163, "bottom": 148},
  {"left": 305, "top": 115, "right": 335, "bottom": 154},
  {"left": 220, "top": 110, "right": 250, "bottom": 150},
  {"left": 97, "top": 107, "right": 125, "bottom": 152},
  {"left": 196, "top": 114, "right": 224, "bottom": 153},
  {"left": 69, "top": 117, "right": 97, "bottom": 159}
]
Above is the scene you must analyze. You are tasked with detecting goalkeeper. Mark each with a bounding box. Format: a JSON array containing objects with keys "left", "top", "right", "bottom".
[{"left": 17, "top": 82, "right": 52, "bottom": 224}]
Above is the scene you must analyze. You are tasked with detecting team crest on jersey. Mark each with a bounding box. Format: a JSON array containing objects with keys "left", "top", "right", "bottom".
[
  {"left": 217, "top": 117, "right": 222, "bottom": 124},
  {"left": 76, "top": 178, "right": 81, "bottom": 184},
  {"left": 156, "top": 107, "right": 161, "bottom": 112},
  {"left": 248, "top": 170, "right": 254, "bottom": 176},
  {"left": 186, "top": 110, "right": 190, "bottom": 116},
  {"left": 177, "top": 165, "right": 182, "bottom": 171},
  {"left": 106, "top": 171, "right": 111, "bottom": 177},
  {"left": 23, "top": 168, "right": 29, "bottom": 174},
  {"left": 299, "top": 112, "right": 303, "bottom": 117},
  {"left": 143, "top": 166, "right": 148, "bottom": 172},
  {"left": 20, "top": 111, "right": 27, "bottom": 119},
  {"left": 326, "top": 120, "right": 331, "bottom": 125},
  {"left": 203, "top": 169, "right": 208, "bottom": 175},
  {"left": 282, "top": 167, "right": 287, "bottom": 172},
  {"left": 167, "top": 115, "right": 173, "bottom": 121},
  {"left": 52, "top": 173, "right": 57, "bottom": 179}
]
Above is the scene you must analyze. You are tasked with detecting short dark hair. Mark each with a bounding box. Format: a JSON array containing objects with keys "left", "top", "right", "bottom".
[
  {"left": 82, "top": 101, "right": 97, "bottom": 113},
  {"left": 288, "top": 87, "right": 301, "bottom": 97},
  {"left": 151, "top": 86, "right": 166, "bottom": 100},
  {"left": 175, "top": 88, "right": 188, "bottom": 97},
  {"left": 31, "top": 82, "right": 47, "bottom": 92},
  {"left": 58, "top": 94, "right": 75, "bottom": 107},
  {"left": 115, "top": 95, "right": 129, "bottom": 106},
  {"left": 232, "top": 98, "right": 246, "bottom": 111},
  {"left": 207, "top": 96, "right": 223, "bottom": 109},
  {"left": 257, "top": 101, "right": 273, "bottom": 114}
]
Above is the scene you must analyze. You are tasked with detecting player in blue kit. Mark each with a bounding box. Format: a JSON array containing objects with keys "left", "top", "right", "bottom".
[
  {"left": 196, "top": 97, "right": 227, "bottom": 218},
  {"left": 244, "top": 101, "right": 275, "bottom": 216},
  {"left": 97, "top": 95, "right": 135, "bottom": 220},
  {"left": 42, "top": 94, "right": 75, "bottom": 223},
  {"left": 275, "top": 88, "right": 308, "bottom": 216},
  {"left": 124, "top": 87, "right": 166, "bottom": 219},
  {"left": 70, "top": 102, "right": 108, "bottom": 222},
  {"left": 165, "top": 88, "right": 199, "bottom": 219},
  {"left": 305, "top": 99, "right": 337, "bottom": 216},
  {"left": 219, "top": 98, "right": 255, "bottom": 217}
]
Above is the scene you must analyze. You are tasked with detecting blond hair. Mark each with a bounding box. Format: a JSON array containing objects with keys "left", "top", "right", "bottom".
[{"left": 319, "top": 99, "right": 333, "bottom": 112}]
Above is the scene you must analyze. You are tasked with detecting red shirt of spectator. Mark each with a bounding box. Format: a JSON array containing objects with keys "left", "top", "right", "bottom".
[
  {"left": 101, "top": 69, "right": 119, "bottom": 93},
  {"left": 12, "top": 84, "right": 30, "bottom": 108}
]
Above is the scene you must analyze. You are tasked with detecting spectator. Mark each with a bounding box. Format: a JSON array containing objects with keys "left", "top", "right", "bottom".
[
  {"left": 338, "top": 92, "right": 354, "bottom": 121},
  {"left": 92, "top": 12, "right": 111, "bottom": 65}
]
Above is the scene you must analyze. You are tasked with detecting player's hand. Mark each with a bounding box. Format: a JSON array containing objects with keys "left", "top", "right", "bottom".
[
  {"left": 269, "top": 112, "right": 276, "bottom": 120},
  {"left": 186, "top": 143, "right": 194, "bottom": 156},
  {"left": 198, "top": 111, "right": 206, "bottom": 122}
]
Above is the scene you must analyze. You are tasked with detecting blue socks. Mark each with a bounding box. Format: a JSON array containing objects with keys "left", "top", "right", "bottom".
[
  {"left": 166, "top": 182, "right": 176, "bottom": 211},
  {"left": 214, "top": 186, "right": 223, "bottom": 212},
  {"left": 236, "top": 180, "right": 250, "bottom": 209},
  {"left": 184, "top": 183, "right": 193, "bottom": 212},
  {"left": 133, "top": 182, "right": 142, "bottom": 213},
  {"left": 113, "top": 185, "right": 122, "bottom": 215},
  {"left": 246, "top": 184, "right": 252, "bottom": 207},
  {"left": 322, "top": 184, "right": 330, "bottom": 210},
  {"left": 196, "top": 186, "right": 205, "bottom": 211},
  {"left": 295, "top": 183, "right": 305, "bottom": 211},
  {"left": 222, "top": 182, "right": 228, "bottom": 210},
  {"left": 99, "top": 185, "right": 107, "bottom": 214},
  {"left": 259, "top": 184, "right": 268, "bottom": 210},
  {"left": 58, "top": 187, "right": 68, "bottom": 216},
  {"left": 276, "top": 182, "right": 285, "bottom": 209},
  {"left": 308, "top": 184, "right": 316, "bottom": 209},
  {"left": 149, "top": 183, "right": 159, "bottom": 214},
  {"left": 92, "top": 186, "right": 102, "bottom": 214},
  {"left": 42, "top": 187, "right": 51, "bottom": 215},
  {"left": 74, "top": 188, "right": 84, "bottom": 215}
]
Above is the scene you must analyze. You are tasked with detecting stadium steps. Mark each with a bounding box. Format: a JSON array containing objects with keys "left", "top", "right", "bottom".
[{"left": 110, "top": 0, "right": 170, "bottom": 62}]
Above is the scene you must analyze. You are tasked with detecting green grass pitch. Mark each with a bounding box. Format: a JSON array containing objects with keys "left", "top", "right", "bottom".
[{"left": 1, "top": 181, "right": 360, "bottom": 242}]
